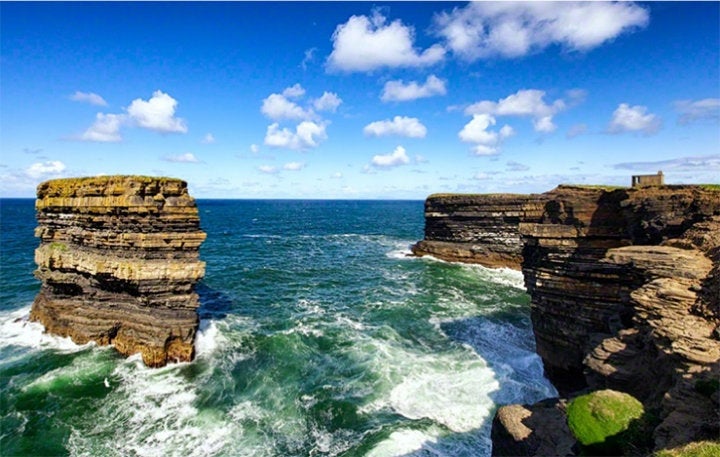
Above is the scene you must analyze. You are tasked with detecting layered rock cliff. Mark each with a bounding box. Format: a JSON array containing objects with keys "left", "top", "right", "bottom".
[
  {"left": 518, "top": 185, "right": 720, "bottom": 451},
  {"left": 414, "top": 185, "right": 720, "bottom": 453},
  {"left": 29, "top": 176, "right": 206, "bottom": 367},
  {"left": 411, "top": 193, "right": 547, "bottom": 269}
]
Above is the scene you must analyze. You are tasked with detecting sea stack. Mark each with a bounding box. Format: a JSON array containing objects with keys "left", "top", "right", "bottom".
[{"left": 29, "top": 176, "right": 206, "bottom": 367}]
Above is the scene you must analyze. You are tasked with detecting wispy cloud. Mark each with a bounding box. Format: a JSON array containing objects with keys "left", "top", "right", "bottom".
[
  {"left": 381, "top": 75, "right": 446, "bottom": 102},
  {"left": 201, "top": 133, "right": 216, "bottom": 144},
  {"left": 674, "top": 98, "right": 720, "bottom": 125},
  {"left": 69, "top": 91, "right": 107, "bottom": 106},
  {"left": 612, "top": 154, "right": 720, "bottom": 171},
  {"left": 506, "top": 160, "right": 530, "bottom": 172},
  {"left": 566, "top": 123, "right": 588, "bottom": 139},
  {"left": 163, "top": 152, "right": 201, "bottom": 163},
  {"left": 364, "top": 116, "right": 427, "bottom": 138}
]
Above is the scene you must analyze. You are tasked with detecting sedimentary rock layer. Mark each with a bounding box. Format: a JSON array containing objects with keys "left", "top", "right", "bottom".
[
  {"left": 30, "top": 176, "right": 206, "bottom": 367},
  {"left": 411, "top": 193, "right": 547, "bottom": 269},
  {"left": 413, "top": 185, "right": 720, "bottom": 452},
  {"left": 520, "top": 185, "right": 720, "bottom": 395}
]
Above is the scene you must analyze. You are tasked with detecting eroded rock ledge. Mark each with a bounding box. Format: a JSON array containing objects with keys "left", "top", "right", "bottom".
[
  {"left": 411, "top": 193, "right": 547, "bottom": 269},
  {"left": 414, "top": 185, "right": 720, "bottom": 453},
  {"left": 30, "top": 176, "right": 206, "bottom": 367}
]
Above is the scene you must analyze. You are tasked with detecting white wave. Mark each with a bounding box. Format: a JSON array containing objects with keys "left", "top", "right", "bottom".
[
  {"left": 68, "top": 358, "right": 232, "bottom": 457},
  {"left": 466, "top": 265, "right": 525, "bottom": 290},
  {"left": 419, "top": 255, "right": 526, "bottom": 289},
  {"left": 390, "top": 365, "right": 498, "bottom": 433},
  {"left": 0, "top": 305, "right": 89, "bottom": 356},
  {"left": 352, "top": 326, "right": 499, "bottom": 438},
  {"left": 194, "top": 320, "right": 218, "bottom": 358},
  {"left": 385, "top": 241, "right": 414, "bottom": 260},
  {"left": 366, "top": 428, "right": 446, "bottom": 457},
  {"left": 22, "top": 350, "right": 114, "bottom": 394}
]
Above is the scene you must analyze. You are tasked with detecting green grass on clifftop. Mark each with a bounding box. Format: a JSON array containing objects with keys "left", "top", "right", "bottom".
[
  {"left": 567, "top": 389, "right": 645, "bottom": 454},
  {"left": 699, "top": 184, "right": 720, "bottom": 191},
  {"left": 655, "top": 441, "right": 720, "bottom": 457}
]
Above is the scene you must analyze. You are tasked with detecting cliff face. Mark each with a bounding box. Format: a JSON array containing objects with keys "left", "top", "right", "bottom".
[
  {"left": 411, "top": 193, "right": 547, "bottom": 269},
  {"left": 520, "top": 186, "right": 719, "bottom": 449},
  {"left": 29, "top": 176, "right": 206, "bottom": 367},
  {"left": 520, "top": 186, "right": 719, "bottom": 394},
  {"left": 414, "top": 185, "right": 720, "bottom": 453}
]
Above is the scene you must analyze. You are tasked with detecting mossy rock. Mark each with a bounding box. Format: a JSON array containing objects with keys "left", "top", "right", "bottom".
[
  {"left": 567, "top": 389, "right": 645, "bottom": 454},
  {"left": 655, "top": 441, "right": 720, "bottom": 457}
]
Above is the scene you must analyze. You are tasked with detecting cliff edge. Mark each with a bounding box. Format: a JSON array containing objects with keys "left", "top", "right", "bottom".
[{"left": 29, "top": 176, "right": 206, "bottom": 367}]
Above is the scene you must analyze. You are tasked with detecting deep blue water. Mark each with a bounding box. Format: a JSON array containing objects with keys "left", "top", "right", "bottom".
[{"left": 0, "top": 198, "right": 555, "bottom": 457}]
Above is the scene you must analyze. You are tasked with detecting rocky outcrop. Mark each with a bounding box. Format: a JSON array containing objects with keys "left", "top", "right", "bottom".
[
  {"left": 491, "top": 399, "right": 575, "bottom": 456},
  {"left": 413, "top": 185, "right": 720, "bottom": 453},
  {"left": 29, "top": 176, "right": 206, "bottom": 367},
  {"left": 520, "top": 186, "right": 719, "bottom": 393},
  {"left": 411, "top": 193, "right": 546, "bottom": 269}
]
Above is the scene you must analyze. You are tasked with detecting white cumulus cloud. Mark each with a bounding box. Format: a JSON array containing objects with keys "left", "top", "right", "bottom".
[
  {"left": 313, "top": 92, "right": 343, "bottom": 112},
  {"left": 70, "top": 91, "right": 108, "bottom": 106},
  {"left": 381, "top": 75, "right": 447, "bottom": 102},
  {"left": 202, "top": 133, "right": 215, "bottom": 144},
  {"left": 26, "top": 161, "right": 66, "bottom": 179},
  {"left": 435, "top": 1, "right": 649, "bottom": 60},
  {"left": 459, "top": 114, "right": 514, "bottom": 156},
  {"left": 674, "top": 98, "right": 720, "bottom": 125},
  {"left": 608, "top": 103, "right": 660, "bottom": 134},
  {"left": 363, "top": 116, "right": 427, "bottom": 138},
  {"left": 261, "top": 92, "right": 313, "bottom": 121},
  {"left": 127, "top": 90, "right": 187, "bottom": 133},
  {"left": 465, "top": 89, "right": 566, "bottom": 133},
  {"left": 371, "top": 145, "right": 411, "bottom": 168},
  {"left": 163, "top": 153, "right": 200, "bottom": 163},
  {"left": 80, "top": 113, "right": 125, "bottom": 142},
  {"left": 327, "top": 11, "right": 445, "bottom": 72},
  {"left": 264, "top": 121, "right": 328, "bottom": 150}
]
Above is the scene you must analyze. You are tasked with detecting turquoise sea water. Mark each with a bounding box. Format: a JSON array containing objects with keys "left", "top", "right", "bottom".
[{"left": 0, "top": 199, "right": 555, "bottom": 457}]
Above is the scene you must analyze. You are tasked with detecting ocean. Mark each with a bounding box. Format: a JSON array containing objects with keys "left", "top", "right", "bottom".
[{"left": 0, "top": 199, "right": 556, "bottom": 457}]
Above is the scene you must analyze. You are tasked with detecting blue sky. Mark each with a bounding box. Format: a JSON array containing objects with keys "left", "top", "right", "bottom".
[{"left": 1, "top": 1, "right": 718, "bottom": 199}]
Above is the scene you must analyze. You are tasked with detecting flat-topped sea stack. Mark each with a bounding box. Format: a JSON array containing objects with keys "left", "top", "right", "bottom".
[{"left": 29, "top": 176, "right": 206, "bottom": 367}]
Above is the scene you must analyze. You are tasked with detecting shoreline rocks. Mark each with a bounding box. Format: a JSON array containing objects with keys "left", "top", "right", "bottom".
[{"left": 29, "top": 176, "right": 206, "bottom": 367}]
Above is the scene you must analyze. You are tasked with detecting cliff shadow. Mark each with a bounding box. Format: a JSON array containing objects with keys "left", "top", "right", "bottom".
[{"left": 196, "top": 281, "right": 234, "bottom": 321}]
